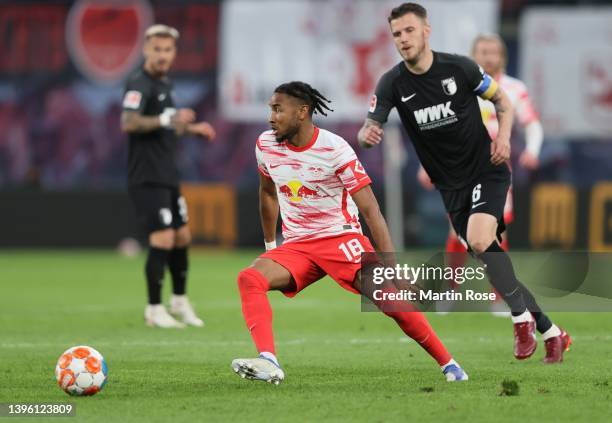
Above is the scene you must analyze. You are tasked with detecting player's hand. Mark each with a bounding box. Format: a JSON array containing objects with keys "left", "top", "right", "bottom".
[
  {"left": 172, "top": 108, "right": 196, "bottom": 125},
  {"left": 417, "top": 166, "right": 434, "bottom": 191},
  {"left": 490, "top": 137, "right": 510, "bottom": 165},
  {"left": 189, "top": 121, "right": 216, "bottom": 140},
  {"left": 359, "top": 125, "right": 384, "bottom": 148},
  {"left": 519, "top": 151, "right": 539, "bottom": 170}
]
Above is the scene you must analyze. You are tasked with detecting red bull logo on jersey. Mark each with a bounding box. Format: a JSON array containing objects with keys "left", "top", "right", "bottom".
[{"left": 278, "top": 180, "right": 318, "bottom": 202}]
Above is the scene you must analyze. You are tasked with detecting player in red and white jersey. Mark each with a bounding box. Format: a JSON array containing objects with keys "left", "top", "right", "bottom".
[
  {"left": 417, "top": 34, "right": 544, "bottom": 316},
  {"left": 256, "top": 126, "right": 369, "bottom": 243},
  {"left": 232, "top": 81, "right": 467, "bottom": 385}
]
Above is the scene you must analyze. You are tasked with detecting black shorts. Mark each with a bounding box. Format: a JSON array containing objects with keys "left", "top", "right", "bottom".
[
  {"left": 439, "top": 169, "right": 511, "bottom": 242},
  {"left": 128, "top": 184, "right": 188, "bottom": 235}
]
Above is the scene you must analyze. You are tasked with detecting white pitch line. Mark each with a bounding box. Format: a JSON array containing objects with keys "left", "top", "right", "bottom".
[{"left": 1, "top": 334, "right": 610, "bottom": 350}]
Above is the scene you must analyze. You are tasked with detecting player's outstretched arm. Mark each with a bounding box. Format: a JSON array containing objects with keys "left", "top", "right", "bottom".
[
  {"left": 518, "top": 120, "right": 543, "bottom": 170},
  {"left": 357, "top": 119, "right": 384, "bottom": 149},
  {"left": 120, "top": 110, "right": 164, "bottom": 133},
  {"left": 352, "top": 186, "right": 395, "bottom": 254},
  {"left": 259, "top": 173, "right": 279, "bottom": 245},
  {"left": 489, "top": 86, "right": 514, "bottom": 165},
  {"left": 185, "top": 121, "right": 217, "bottom": 140},
  {"left": 514, "top": 85, "right": 543, "bottom": 169},
  {"left": 121, "top": 108, "right": 196, "bottom": 134}
]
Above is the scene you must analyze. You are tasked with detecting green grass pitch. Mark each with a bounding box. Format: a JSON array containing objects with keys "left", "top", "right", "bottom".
[{"left": 1, "top": 250, "right": 611, "bottom": 422}]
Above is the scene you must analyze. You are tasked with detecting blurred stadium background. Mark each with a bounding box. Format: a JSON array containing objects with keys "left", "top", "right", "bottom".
[{"left": 0, "top": 0, "right": 611, "bottom": 251}]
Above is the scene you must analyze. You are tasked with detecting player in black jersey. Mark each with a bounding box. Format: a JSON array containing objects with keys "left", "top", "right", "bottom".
[
  {"left": 358, "top": 3, "right": 570, "bottom": 363},
  {"left": 121, "top": 24, "right": 216, "bottom": 328}
]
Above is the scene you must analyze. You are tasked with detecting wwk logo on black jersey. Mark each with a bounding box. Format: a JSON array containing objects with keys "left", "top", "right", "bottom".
[{"left": 413, "top": 101, "right": 458, "bottom": 131}]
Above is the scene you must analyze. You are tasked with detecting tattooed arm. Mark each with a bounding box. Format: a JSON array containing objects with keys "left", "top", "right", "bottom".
[
  {"left": 120, "top": 111, "right": 163, "bottom": 133},
  {"left": 488, "top": 86, "right": 514, "bottom": 165},
  {"left": 121, "top": 109, "right": 195, "bottom": 134}
]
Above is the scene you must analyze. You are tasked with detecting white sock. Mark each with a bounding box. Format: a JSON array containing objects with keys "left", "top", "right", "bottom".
[
  {"left": 260, "top": 351, "right": 279, "bottom": 367},
  {"left": 441, "top": 358, "right": 458, "bottom": 371},
  {"left": 171, "top": 295, "right": 187, "bottom": 304},
  {"left": 511, "top": 310, "right": 533, "bottom": 324},
  {"left": 541, "top": 324, "right": 562, "bottom": 340}
]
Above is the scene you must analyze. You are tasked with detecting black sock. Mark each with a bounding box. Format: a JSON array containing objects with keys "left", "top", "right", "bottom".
[
  {"left": 476, "top": 241, "right": 527, "bottom": 315},
  {"left": 145, "top": 247, "right": 170, "bottom": 304},
  {"left": 168, "top": 247, "right": 188, "bottom": 295},
  {"left": 530, "top": 311, "right": 553, "bottom": 333},
  {"left": 515, "top": 280, "right": 553, "bottom": 333}
]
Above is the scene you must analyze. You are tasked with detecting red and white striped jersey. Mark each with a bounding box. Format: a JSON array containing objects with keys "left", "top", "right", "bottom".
[
  {"left": 256, "top": 127, "right": 372, "bottom": 243},
  {"left": 478, "top": 73, "right": 539, "bottom": 140}
]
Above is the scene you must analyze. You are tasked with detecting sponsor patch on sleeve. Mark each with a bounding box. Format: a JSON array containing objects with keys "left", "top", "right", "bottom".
[
  {"left": 123, "top": 90, "right": 143, "bottom": 109},
  {"left": 368, "top": 94, "right": 377, "bottom": 113},
  {"left": 336, "top": 159, "right": 372, "bottom": 194}
]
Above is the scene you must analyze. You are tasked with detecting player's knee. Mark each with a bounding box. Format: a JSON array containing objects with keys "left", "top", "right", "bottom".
[
  {"left": 237, "top": 269, "right": 251, "bottom": 291},
  {"left": 149, "top": 229, "right": 175, "bottom": 250},
  {"left": 237, "top": 268, "right": 269, "bottom": 294},
  {"left": 175, "top": 227, "right": 191, "bottom": 248},
  {"left": 467, "top": 235, "right": 494, "bottom": 255}
]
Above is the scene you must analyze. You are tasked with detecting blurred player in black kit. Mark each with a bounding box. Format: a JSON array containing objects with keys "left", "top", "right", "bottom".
[
  {"left": 358, "top": 3, "right": 570, "bottom": 363},
  {"left": 121, "top": 24, "right": 216, "bottom": 328}
]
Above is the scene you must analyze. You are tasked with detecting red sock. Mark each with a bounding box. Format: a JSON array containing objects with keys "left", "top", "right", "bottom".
[
  {"left": 371, "top": 286, "right": 452, "bottom": 366},
  {"left": 237, "top": 268, "right": 275, "bottom": 354},
  {"left": 445, "top": 233, "right": 467, "bottom": 290},
  {"left": 386, "top": 310, "right": 452, "bottom": 366},
  {"left": 500, "top": 238, "right": 509, "bottom": 251}
]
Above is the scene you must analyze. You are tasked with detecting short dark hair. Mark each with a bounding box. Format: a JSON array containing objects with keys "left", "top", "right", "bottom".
[
  {"left": 387, "top": 2, "right": 427, "bottom": 23},
  {"left": 274, "top": 81, "right": 333, "bottom": 117}
]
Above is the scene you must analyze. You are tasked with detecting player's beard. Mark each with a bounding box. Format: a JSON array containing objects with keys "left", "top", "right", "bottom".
[
  {"left": 145, "top": 59, "right": 169, "bottom": 78},
  {"left": 275, "top": 123, "right": 299, "bottom": 143},
  {"left": 155, "top": 61, "right": 170, "bottom": 75},
  {"left": 404, "top": 36, "right": 426, "bottom": 67}
]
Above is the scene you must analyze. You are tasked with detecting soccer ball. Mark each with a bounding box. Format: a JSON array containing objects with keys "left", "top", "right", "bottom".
[{"left": 55, "top": 346, "right": 108, "bottom": 396}]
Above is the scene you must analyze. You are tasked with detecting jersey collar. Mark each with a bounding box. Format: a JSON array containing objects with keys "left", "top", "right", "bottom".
[{"left": 285, "top": 126, "right": 319, "bottom": 152}]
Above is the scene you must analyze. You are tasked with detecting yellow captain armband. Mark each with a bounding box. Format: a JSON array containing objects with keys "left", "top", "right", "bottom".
[{"left": 475, "top": 74, "right": 498, "bottom": 100}]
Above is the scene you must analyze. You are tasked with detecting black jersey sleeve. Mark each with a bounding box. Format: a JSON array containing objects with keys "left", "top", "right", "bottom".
[
  {"left": 453, "top": 54, "right": 484, "bottom": 90},
  {"left": 367, "top": 69, "right": 396, "bottom": 124},
  {"left": 453, "top": 54, "right": 498, "bottom": 100},
  {"left": 122, "top": 74, "right": 151, "bottom": 114}
]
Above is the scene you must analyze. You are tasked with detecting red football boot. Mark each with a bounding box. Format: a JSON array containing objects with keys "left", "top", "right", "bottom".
[
  {"left": 514, "top": 320, "right": 537, "bottom": 360},
  {"left": 543, "top": 329, "right": 572, "bottom": 364}
]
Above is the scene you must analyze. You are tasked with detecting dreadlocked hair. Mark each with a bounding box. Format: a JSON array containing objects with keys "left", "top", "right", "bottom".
[{"left": 274, "top": 81, "right": 334, "bottom": 117}]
